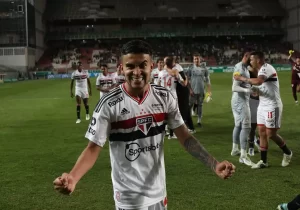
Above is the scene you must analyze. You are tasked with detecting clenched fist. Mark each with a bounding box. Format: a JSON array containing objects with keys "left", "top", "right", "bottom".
[{"left": 53, "top": 173, "right": 76, "bottom": 195}]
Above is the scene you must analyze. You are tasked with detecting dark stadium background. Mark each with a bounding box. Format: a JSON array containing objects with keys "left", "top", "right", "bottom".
[{"left": 1, "top": 1, "right": 300, "bottom": 210}]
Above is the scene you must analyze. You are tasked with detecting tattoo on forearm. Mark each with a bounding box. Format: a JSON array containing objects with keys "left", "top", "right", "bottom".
[{"left": 183, "top": 136, "right": 218, "bottom": 171}]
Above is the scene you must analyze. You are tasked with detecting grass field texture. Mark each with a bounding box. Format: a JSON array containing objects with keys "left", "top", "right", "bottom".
[{"left": 0, "top": 72, "right": 299, "bottom": 210}]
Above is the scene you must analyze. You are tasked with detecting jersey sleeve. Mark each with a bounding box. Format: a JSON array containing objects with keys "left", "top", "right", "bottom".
[
  {"left": 111, "top": 74, "right": 117, "bottom": 84},
  {"left": 86, "top": 70, "right": 90, "bottom": 78},
  {"left": 71, "top": 72, "right": 75, "bottom": 80},
  {"left": 258, "top": 65, "right": 274, "bottom": 79},
  {"left": 85, "top": 102, "right": 111, "bottom": 147},
  {"left": 166, "top": 91, "right": 184, "bottom": 129},
  {"left": 186, "top": 66, "right": 192, "bottom": 78},
  {"left": 204, "top": 68, "right": 211, "bottom": 84},
  {"left": 96, "top": 74, "right": 101, "bottom": 86}
]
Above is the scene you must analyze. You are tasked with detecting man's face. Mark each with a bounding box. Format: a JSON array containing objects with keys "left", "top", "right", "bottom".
[
  {"left": 250, "top": 55, "right": 259, "bottom": 69},
  {"left": 101, "top": 66, "right": 108, "bottom": 75},
  {"left": 157, "top": 60, "right": 164, "bottom": 70},
  {"left": 78, "top": 65, "right": 82, "bottom": 71},
  {"left": 296, "top": 58, "right": 300, "bottom": 65},
  {"left": 193, "top": 56, "right": 202, "bottom": 65},
  {"left": 117, "top": 64, "right": 123, "bottom": 75},
  {"left": 122, "top": 53, "right": 152, "bottom": 90}
]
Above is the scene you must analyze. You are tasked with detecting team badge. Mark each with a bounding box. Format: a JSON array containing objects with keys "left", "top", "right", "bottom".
[{"left": 136, "top": 116, "right": 153, "bottom": 135}]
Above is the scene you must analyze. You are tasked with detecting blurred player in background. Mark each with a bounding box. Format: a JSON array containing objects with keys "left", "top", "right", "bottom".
[
  {"left": 70, "top": 63, "right": 92, "bottom": 124},
  {"left": 113, "top": 64, "right": 126, "bottom": 85},
  {"left": 151, "top": 58, "right": 164, "bottom": 85},
  {"left": 234, "top": 51, "right": 292, "bottom": 169},
  {"left": 53, "top": 40, "right": 235, "bottom": 210},
  {"left": 96, "top": 64, "right": 117, "bottom": 98},
  {"left": 248, "top": 65, "right": 260, "bottom": 156},
  {"left": 231, "top": 52, "right": 253, "bottom": 166},
  {"left": 288, "top": 50, "right": 300, "bottom": 105},
  {"left": 175, "top": 57, "right": 196, "bottom": 134},
  {"left": 186, "top": 53, "right": 211, "bottom": 127},
  {"left": 158, "top": 56, "right": 186, "bottom": 139}
]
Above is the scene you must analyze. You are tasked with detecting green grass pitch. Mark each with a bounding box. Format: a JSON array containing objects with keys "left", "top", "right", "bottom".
[{"left": 0, "top": 72, "right": 299, "bottom": 210}]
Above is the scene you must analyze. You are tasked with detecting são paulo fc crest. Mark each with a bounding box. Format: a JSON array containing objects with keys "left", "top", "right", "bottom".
[{"left": 136, "top": 116, "right": 153, "bottom": 135}]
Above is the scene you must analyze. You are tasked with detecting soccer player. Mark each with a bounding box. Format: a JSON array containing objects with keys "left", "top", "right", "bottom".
[
  {"left": 231, "top": 52, "right": 253, "bottom": 166},
  {"left": 186, "top": 53, "right": 212, "bottom": 127},
  {"left": 53, "top": 40, "right": 235, "bottom": 210},
  {"left": 113, "top": 64, "right": 126, "bottom": 85},
  {"left": 96, "top": 64, "right": 117, "bottom": 98},
  {"left": 234, "top": 51, "right": 292, "bottom": 169},
  {"left": 70, "top": 63, "right": 92, "bottom": 124},
  {"left": 288, "top": 51, "right": 300, "bottom": 104},
  {"left": 248, "top": 65, "right": 260, "bottom": 156},
  {"left": 278, "top": 194, "right": 300, "bottom": 210},
  {"left": 158, "top": 56, "right": 186, "bottom": 139},
  {"left": 151, "top": 58, "right": 164, "bottom": 85},
  {"left": 175, "top": 59, "right": 196, "bottom": 133}
]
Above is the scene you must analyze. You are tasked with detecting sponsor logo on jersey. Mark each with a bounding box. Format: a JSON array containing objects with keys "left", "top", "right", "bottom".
[
  {"left": 125, "top": 142, "right": 161, "bottom": 161},
  {"left": 155, "top": 91, "right": 167, "bottom": 97},
  {"left": 136, "top": 116, "right": 153, "bottom": 135},
  {"left": 151, "top": 103, "right": 163, "bottom": 111},
  {"left": 88, "top": 126, "right": 96, "bottom": 135},
  {"left": 108, "top": 97, "right": 123, "bottom": 107},
  {"left": 120, "top": 108, "right": 130, "bottom": 115},
  {"left": 91, "top": 117, "right": 96, "bottom": 126}
]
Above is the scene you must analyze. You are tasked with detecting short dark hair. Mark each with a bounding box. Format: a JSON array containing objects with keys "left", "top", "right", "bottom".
[
  {"left": 251, "top": 51, "right": 264, "bottom": 60},
  {"left": 165, "top": 56, "right": 174, "bottom": 68},
  {"left": 121, "top": 40, "right": 153, "bottom": 55},
  {"left": 193, "top": 52, "right": 201, "bottom": 57},
  {"left": 100, "top": 64, "right": 108, "bottom": 68},
  {"left": 156, "top": 58, "right": 164, "bottom": 63}
]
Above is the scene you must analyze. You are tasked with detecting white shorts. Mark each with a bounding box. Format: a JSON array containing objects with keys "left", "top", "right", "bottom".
[
  {"left": 257, "top": 106, "right": 282, "bottom": 129},
  {"left": 115, "top": 200, "right": 167, "bottom": 210},
  {"left": 232, "top": 104, "right": 251, "bottom": 128},
  {"left": 249, "top": 98, "right": 259, "bottom": 124},
  {"left": 75, "top": 89, "right": 89, "bottom": 99}
]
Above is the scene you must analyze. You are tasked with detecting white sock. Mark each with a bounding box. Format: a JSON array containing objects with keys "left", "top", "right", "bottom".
[
  {"left": 197, "top": 118, "right": 201, "bottom": 123},
  {"left": 240, "top": 149, "right": 247, "bottom": 158},
  {"left": 232, "top": 143, "right": 239, "bottom": 151}
]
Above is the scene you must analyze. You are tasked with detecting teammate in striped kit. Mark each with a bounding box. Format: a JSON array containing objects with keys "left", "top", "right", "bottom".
[
  {"left": 151, "top": 58, "right": 164, "bottom": 85},
  {"left": 158, "top": 56, "right": 186, "bottom": 139},
  {"left": 53, "top": 40, "right": 235, "bottom": 210},
  {"left": 248, "top": 66, "right": 260, "bottom": 156},
  {"left": 70, "top": 63, "right": 92, "bottom": 124},
  {"left": 96, "top": 64, "right": 117, "bottom": 98},
  {"left": 234, "top": 51, "right": 292, "bottom": 169},
  {"left": 113, "top": 64, "right": 126, "bottom": 85}
]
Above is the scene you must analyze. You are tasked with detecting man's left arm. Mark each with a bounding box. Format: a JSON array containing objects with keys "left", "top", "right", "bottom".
[
  {"left": 87, "top": 78, "right": 92, "bottom": 95},
  {"left": 166, "top": 92, "right": 235, "bottom": 179},
  {"left": 234, "top": 72, "right": 266, "bottom": 86},
  {"left": 205, "top": 68, "right": 211, "bottom": 94}
]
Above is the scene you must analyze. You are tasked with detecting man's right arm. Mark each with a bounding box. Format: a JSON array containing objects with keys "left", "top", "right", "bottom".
[
  {"left": 54, "top": 103, "right": 110, "bottom": 194},
  {"left": 69, "top": 142, "right": 102, "bottom": 183},
  {"left": 70, "top": 79, "right": 74, "bottom": 97}
]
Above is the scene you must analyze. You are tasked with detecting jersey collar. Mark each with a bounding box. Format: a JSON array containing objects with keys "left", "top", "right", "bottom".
[{"left": 121, "top": 83, "right": 150, "bottom": 105}]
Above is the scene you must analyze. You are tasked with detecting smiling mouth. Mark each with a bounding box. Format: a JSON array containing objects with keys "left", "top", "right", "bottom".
[{"left": 131, "top": 77, "right": 144, "bottom": 82}]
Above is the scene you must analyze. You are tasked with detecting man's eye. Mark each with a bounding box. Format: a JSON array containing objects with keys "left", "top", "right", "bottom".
[
  {"left": 139, "top": 63, "right": 147, "bottom": 69},
  {"left": 126, "top": 64, "right": 135, "bottom": 69}
]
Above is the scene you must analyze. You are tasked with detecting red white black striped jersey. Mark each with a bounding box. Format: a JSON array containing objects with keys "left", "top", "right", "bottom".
[
  {"left": 71, "top": 70, "right": 89, "bottom": 90},
  {"left": 151, "top": 68, "right": 160, "bottom": 85},
  {"left": 257, "top": 63, "right": 282, "bottom": 108},
  {"left": 112, "top": 72, "right": 126, "bottom": 85},
  {"left": 96, "top": 73, "right": 116, "bottom": 98},
  {"left": 85, "top": 84, "right": 184, "bottom": 209}
]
